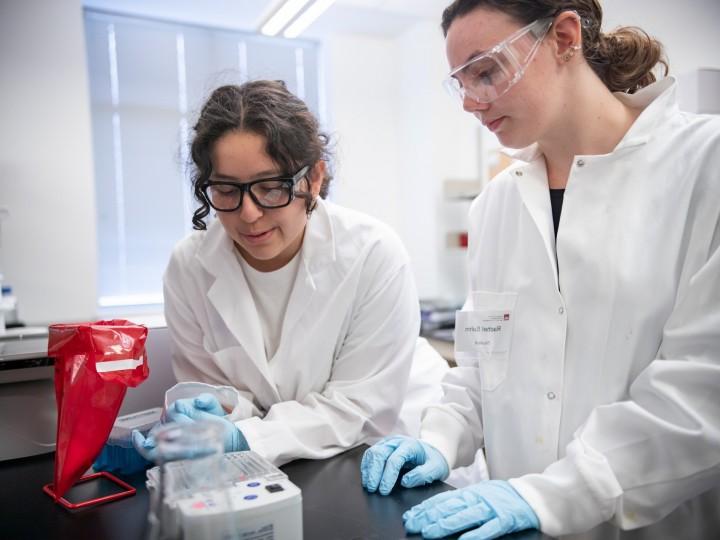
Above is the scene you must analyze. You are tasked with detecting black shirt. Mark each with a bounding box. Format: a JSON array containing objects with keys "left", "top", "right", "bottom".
[{"left": 549, "top": 188, "right": 565, "bottom": 238}]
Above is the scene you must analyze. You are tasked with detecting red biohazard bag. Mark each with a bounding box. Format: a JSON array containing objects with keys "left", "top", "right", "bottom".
[{"left": 45, "top": 320, "right": 149, "bottom": 503}]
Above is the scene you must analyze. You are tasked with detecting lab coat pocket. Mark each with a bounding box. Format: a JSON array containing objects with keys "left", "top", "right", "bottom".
[{"left": 454, "top": 291, "right": 518, "bottom": 391}]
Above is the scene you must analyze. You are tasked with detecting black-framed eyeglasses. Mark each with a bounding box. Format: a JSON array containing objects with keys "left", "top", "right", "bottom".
[{"left": 202, "top": 166, "right": 310, "bottom": 212}]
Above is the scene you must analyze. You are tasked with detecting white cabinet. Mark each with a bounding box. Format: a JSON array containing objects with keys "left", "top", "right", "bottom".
[{"left": 678, "top": 68, "right": 720, "bottom": 114}]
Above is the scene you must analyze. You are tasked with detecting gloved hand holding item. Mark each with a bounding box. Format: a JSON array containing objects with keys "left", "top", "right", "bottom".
[
  {"left": 166, "top": 393, "right": 227, "bottom": 418},
  {"left": 163, "top": 381, "right": 255, "bottom": 423},
  {"left": 403, "top": 480, "right": 539, "bottom": 539},
  {"left": 93, "top": 442, "right": 151, "bottom": 475},
  {"left": 361, "top": 435, "right": 449, "bottom": 496},
  {"left": 132, "top": 408, "right": 249, "bottom": 462},
  {"left": 93, "top": 407, "right": 162, "bottom": 475}
]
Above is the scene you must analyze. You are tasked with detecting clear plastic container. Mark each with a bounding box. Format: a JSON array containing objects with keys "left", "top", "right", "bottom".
[{"left": 147, "top": 420, "right": 236, "bottom": 540}]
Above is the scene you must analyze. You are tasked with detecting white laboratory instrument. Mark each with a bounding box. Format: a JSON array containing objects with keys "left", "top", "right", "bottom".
[
  {"left": 146, "top": 450, "right": 302, "bottom": 540},
  {"left": 678, "top": 67, "right": 720, "bottom": 114},
  {"left": 0, "top": 336, "right": 56, "bottom": 461}
]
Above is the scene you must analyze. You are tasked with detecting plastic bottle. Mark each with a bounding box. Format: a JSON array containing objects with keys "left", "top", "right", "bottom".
[{"left": 1, "top": 285, "right": 19, "bottom": 327}]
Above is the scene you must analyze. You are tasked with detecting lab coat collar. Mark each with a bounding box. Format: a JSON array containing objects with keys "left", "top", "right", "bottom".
[
  {"left": 612, "top": 76, "right": 677, "bottom": 150},
  {"left": 280, "top": 198, "right": 337, "bottom": 335},
  {"left": 194, "top": 200, "right": 338, "bottom": 384},
  {"left": 297, "top": 198, "right": 337, "bottom": 282},
  {"left": 198, "top": 218, "right": 272, "bottom": 383},
  {"left": 504, "top": 77, "right": 679, "bottom": 163},
  {"left": 512, "top": 160, "right": 559, "bottom": 287},
  {"left": 508, "top": 78, "right": 679, "bottom": 288},
  {"left": 504, "top": 143, "right": 542, "bottom": 163}
]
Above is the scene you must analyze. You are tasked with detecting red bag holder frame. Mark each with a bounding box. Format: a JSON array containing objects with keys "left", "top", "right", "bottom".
[
  {"left": 43, "top": 471, "right": 136, "bottom": 510},
  {"left": 45, "top": 320, "right": 149, "bottom": 508}
]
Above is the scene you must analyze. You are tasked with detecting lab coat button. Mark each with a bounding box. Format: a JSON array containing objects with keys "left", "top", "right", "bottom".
[
  {"left": 546, "top": 392, "right": 556, "bottom": 400},
  {"left": 577, "top": 159, "right": 586, "bottom": 167},
  {"left": 515, "top": 170, "right": 523, "bottom": 176},
  {"left": 558, "top": 306, "right": 565, "bottom": 315}
]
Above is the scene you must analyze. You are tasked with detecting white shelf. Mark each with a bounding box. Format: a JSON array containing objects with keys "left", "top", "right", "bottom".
[{"left": 443, "top": 178, "right": 482, "bottom": 200}]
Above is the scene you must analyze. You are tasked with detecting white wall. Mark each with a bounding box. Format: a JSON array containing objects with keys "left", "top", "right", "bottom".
[
  {"left": 0, "top": 0, "right": 97, "bottom": 324},
  {"left": 603, "top": 0, "right": 720, "bottom": 78},
  {"left": 395, "top": 20, "right": 481, "bottom": 302},
  {"left": 325, "top": 22, "right": 480, "bottom": 302},
  {"left": 323, "top": 34, "right": 403, "bottom": 234}
]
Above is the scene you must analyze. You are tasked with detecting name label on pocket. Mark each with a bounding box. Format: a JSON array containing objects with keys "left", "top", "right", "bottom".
[{"left": 455, "top": 310, "right": 513, "bottom": 355}]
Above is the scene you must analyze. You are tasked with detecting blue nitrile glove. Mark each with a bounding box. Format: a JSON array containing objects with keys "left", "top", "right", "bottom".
[
  {"left": 132, "top": 410, "right": 249, "bottom": 463},
  {"left": 403, "top": 480, "right": 540, "bottom": 540},
  {"left": 361, "top": 435, "right": 450, "bottom": 496},
  {"left": 93, "top": 442, "right": 152, "bottom": 475},
  {"left": 167, "top": 393, "right": 227, "bottom": 418}
]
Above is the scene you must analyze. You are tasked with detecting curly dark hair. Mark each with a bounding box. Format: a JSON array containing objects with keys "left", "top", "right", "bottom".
[
  {"left": 441, "top": 0, "right": 668, "bottom": 95},
  {"left": 189, "top": 80, "right": 333, "bottom": 230}
]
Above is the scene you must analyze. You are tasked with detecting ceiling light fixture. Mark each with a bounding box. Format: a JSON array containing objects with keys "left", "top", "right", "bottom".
[
  {"left": 283, "top": 0, "right": 337, "bottom": 38},
  {"left": 260, "top": 0, "right": 312, "bottom": 37}
]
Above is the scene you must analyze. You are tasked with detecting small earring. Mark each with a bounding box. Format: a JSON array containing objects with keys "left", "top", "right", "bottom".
[{"left": 563, "top": 44, "right": 581, "bottom": 62}]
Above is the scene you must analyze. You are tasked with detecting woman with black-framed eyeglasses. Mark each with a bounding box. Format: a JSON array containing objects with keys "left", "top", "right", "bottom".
[
  {"left": 202, "top": 165, "right": 310, "bottom": 213},
  {"left": 92, "top": 80, "right": 448, "bottom": 474},
  {"left": 362, "top": 0, "right": 720, "bottom": 538}
]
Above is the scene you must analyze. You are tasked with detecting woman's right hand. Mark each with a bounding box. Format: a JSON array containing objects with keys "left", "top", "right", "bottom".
[{"left": 360, "top": 435, "right": 449, "bottom": 496}]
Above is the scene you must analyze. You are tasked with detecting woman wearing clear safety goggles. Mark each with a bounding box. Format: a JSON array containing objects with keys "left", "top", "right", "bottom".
[{"left": 362, "top": 1, "right": 720, "bottom": 539}]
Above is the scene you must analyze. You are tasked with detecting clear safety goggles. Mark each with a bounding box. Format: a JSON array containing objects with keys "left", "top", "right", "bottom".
[{"left": 443, "top": 17, "right": 554, "bottom": 104}]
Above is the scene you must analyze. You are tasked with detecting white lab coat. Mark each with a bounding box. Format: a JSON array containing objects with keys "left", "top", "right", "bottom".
[
  {"left": 164, "top": 199, "right": 447, "bottom": 466},
  {"left": 420, "top": 78, "right": 720, "bottom": 536}
]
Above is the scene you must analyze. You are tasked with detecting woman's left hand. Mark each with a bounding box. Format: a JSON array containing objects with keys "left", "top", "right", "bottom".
[{"left": 403, "top": 480, "right": 539, "bottom": 539}]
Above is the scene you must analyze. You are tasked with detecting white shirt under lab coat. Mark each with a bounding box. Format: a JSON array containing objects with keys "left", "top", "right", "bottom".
[
  {"left": 420, "top": 78, "right": 720, "bottom": 536},
  {"left": 164, "top": 199, "right": 447, "bottom": 466}
]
